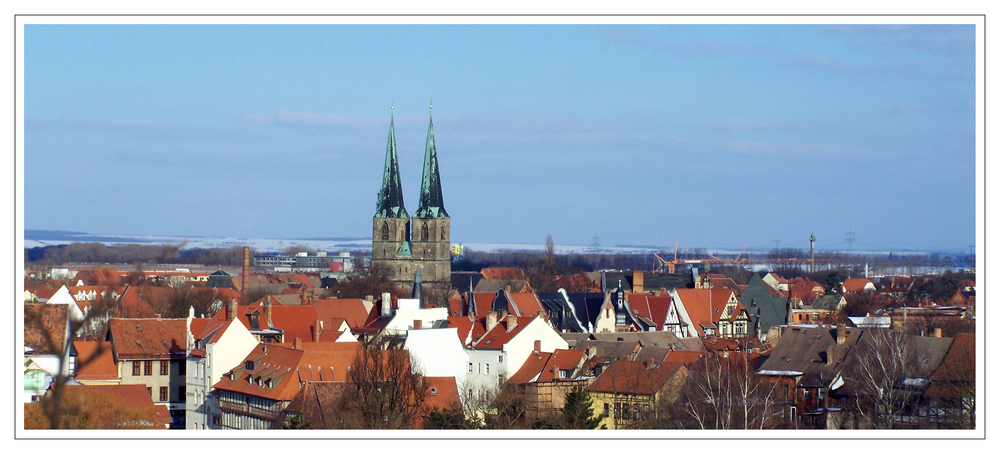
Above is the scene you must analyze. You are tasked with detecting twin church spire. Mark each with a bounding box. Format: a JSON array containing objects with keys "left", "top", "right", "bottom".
[{"left": 375, "top": 103, "right": 448, "bottom": 220}]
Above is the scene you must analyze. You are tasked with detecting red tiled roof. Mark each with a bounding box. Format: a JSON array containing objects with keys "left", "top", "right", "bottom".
[
  {"left": 480, "top": 267, "right": 526, "bottom": 280},
  {"left": 310, "top": 299, "right": 370, "bottom": 331},
  {"left": 27, "top": 384, "right": 169, "bottom": 429},
  {"left": 109, "top": 317, "right": 187, "bottom": 360},
  {"left": 673, "top": 288, "right": 737, "bottom": 336},
  {"left": 507, "top": 351, "right": 553, "bottom": 384},
  {"left": 24, "top": 304, "right": 70, "bottom": 355},
  {"left": 587, "top": 360, "right": 683, "bottom": 395},
  {"left": 472, "top": 316, "right": 537, "bottom": 350},
  {"left": 72, "top": 341, "right": 119, "bottom": 381},
  {"left": 213, "top": 343, "right": 361, "bottom": 402},
  {"left": 625, "top": 294, "right": 672, "bottom": 330},
  {"left": 423, "top": 376, "right": 461, "bottom": 412},
  {"left": 842, "top": 278, "right": 874, "bottom": 293},
  {"left": 662, "top": 350, "right": 708, "bottom": 366}
]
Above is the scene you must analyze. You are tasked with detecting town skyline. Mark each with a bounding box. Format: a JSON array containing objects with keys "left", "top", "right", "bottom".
[{"left": 21, "top": 18, "right": 980, "bottom": 254}]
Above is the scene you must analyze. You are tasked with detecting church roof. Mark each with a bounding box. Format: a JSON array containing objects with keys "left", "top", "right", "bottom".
[
  {"left": 375, "top": 113, "right": 409, "bottom": 219},
  {"left": 414, "top": 110, "right": 448, "bottom": 219}
]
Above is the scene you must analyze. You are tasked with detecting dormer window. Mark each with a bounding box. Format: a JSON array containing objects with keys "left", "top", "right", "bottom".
[{"left": 246, "top": 360, "right": 255, "bottom": 371}]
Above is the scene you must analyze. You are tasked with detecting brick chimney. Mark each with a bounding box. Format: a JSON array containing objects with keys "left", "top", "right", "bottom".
[
  {"left": 933, "top": 327, "right": 942, "bottom": 338},
  {"left": 836, "top": 322, "right": 847, "bottom": 344},
  {"left": 293, "top": 337, "right": 302, "bottom": 350},
  {"left": 552, "top": 365, "right": 561, "bottom": 380},
  {"left": 534, "top": 340, "right": 541, "bottom": 353},
  {"left": 826, "top": 344, "right": 835, "bottom": 365},
  {"left": 300, "top": 288, "right": 308, "bottom": 305},
  {"left": 226, "top": 298, "right": 238, "bottom": 321},
  {"left": 413, "top": 319, "right": 422, "bottom": 330},
  {"left": 242, "top": 246, "right": 250, "bottom": 294},
  {"left": 486, "top": 311, "right": 498, "bottom": 331},
  {"left": 633, "top": 271, "right": 644, "bottom": 293},
  {"left": 262, "top": 299, "right": 272, "bottom": 327},
  {"left": 506, "top": 314, "right": 517, "bottom": 332},
  {"left": 313, "top": 319, "right": 322, "bottom": 342}
]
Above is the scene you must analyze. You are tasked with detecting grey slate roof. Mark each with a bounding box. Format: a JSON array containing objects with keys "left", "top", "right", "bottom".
[{"left": 740, "top": 273, "right": 789, "bottom": 338}]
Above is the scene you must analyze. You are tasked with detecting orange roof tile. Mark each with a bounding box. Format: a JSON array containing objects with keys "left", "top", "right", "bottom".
[
  {"left": 213, "top": 343, "right": 361, "bottom": 402},
  {"left": 24, "top": 304, "right": 70, "bottom": 355},
  {"left": 587, "top": 360, "right": 683, "bottom": 395},
  {"left": 109, "top": 317, "right": 187, "bottom": 360},
  {"left": 673, "top": 288, "right": 737, "bottom": 336},
  {"left": 72, "top": 341, "right": 120, "bottom": 381}
]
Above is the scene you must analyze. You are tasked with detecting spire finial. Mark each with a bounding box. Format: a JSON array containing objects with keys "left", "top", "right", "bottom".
[
  {"left": 391, "top": 99, "right": 394, "bottom": 111},
  {"left": 429, "top": 99, "right": 433, "bottom": 110}
]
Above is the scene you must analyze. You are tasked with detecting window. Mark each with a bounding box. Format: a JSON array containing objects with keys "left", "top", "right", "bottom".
[
  {"left": 421, "top": 224, "right": 429, "bottom": 241},
  {"left": 498, "top": 355, "right": 503, "bottom": 363},
  {"left": 160, "top": 387, "right": 169, "bottom": 401},
  {"left": 160, "top": 361, "right": 169, "bottom": 375},
  {"left": 178, "top": 360, "right": 185, "bottom": 375},
  {"left": 559, "top": 369, "right": 568, "bottom": 379},
  {"left": 144, "top": 360, "right": 153, "bottom": 375},
  {"left": 147, "top": 387, "right": 152, "bottom": 396},
  {"left": 381, "top": 222, "right": 389, "bottom": 240},
  {"left": 485, "top": 364, "right": 490, "bottom": 374},
  {"left": 440, "top": 227, "right": 446, "bottom": 241},
  {"left": 783, "top": 384, "right": 791, "bottom": 398},
  {"left": 468, "top": 362, "right": 473, "bottom": 373},
  {"left": 132, "top": 361, "right": 141, "bottom": 376},
  {"left": 603, "top": 403, "right": 610, "bottom": 417}
]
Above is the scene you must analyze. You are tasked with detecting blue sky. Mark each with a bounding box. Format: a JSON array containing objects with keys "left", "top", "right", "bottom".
[{"left": 21, "top": 22, "right": 978, "bottom": 253}]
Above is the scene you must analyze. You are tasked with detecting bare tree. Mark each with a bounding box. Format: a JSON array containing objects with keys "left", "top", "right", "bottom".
[
  {"left": 846, "top": 328, "right": 920, "bottom": 429},
  {"left": 334, "top": 340, "right": 429, "bottom": 429},
  {"left": 677, "top": 350, "right": 782, "bottom": 430}
]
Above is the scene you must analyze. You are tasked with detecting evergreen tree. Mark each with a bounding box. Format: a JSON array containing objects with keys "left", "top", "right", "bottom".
[{"left": 562, "top": 385, "right": 601, "bottom": 429}]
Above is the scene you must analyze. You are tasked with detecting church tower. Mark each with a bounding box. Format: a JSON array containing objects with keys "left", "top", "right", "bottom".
[
  {"left": 372, "top": 108, "right": 413, "bottom": 288},
  {"left": 411, "top": 105, "right": 451, "bottom": 289},
  {"left": 371, "top": 104, "right": 451, "bottom": 291}
]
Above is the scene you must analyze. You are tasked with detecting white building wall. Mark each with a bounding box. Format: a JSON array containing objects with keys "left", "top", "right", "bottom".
[
  {"left": 186, "top": 321, "right": 258, "bottom": 430},
  {"left": 403, "top": 328, "right": 469, "bottom": 381},
  {"left": 501, "top": 317, "right": 568, "bottom": 375}
]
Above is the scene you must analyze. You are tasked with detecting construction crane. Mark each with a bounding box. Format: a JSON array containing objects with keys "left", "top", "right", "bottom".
[
  {"left": 708, "top": 244, "right": 750, "bottom": 266},
  {"left": 653, "top": 242, "right": 680, "bottom": 273}
]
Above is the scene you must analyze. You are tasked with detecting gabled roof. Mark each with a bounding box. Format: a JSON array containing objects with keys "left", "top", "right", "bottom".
[
  {"left": 214, "top": 343, "right": 361, "bottom": 402},
  {"left": 624, "top": 293, "right": 672, "bottom": 330},
  {"left": 109, "top": 317, "right": 187, "bottom": 359},
  {"left": 480, "top": 267, "right": 526, "bottom": 280},
  {"left": 842, "top": 278, "right": 875, "bottom": 293},
  {"left": 926, "top": 333, "right": 975, "bottom": 398},
  {"left": 507, "top": 348, "right": 587, "bottom": 384},
  {"left": 24, "top": 304, "right": 70, "bottom": 355},
  {"left": 757, "top": 325, "right": 864, "bottom": 388},
  {"left": 587, "top": 360, "right": 684, "bottom": 395},
  {"left": 423, "top": 376, "right": 461, "bottom": 412},
  {"left": 27, "top": 384, "right": 170, "bottom": 429},
  {"left": 309, "top": 299, "right": 371, "bottom": 330},
  {"left": 672, "top": 288, "right": 738, "bottom": 336},
  {"left": 72, "top": 341, "right": 119, "bottom": 381},
  {"left": 472, "top": 316, "right": 539, "bottom": 350}
]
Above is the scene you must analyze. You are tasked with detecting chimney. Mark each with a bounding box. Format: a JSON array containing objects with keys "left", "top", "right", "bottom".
[
  {"left": 486, "top": 312, "right": 498, "bottom": 331},
  {"left": 380, "top": 292, "right": 392, "bottom": 318},
  {"left": 552, "top": 365, "right": 561, "bottom": 380},
  {"left": 633, "top": 271, "right": 644, "bottom": 293},
  {"left": 242, "top": 246, "right": 250, "bottom": 294},
  {"left": 534, "top": 340, "right": 541, "bottom": 353},
  {"left": 300, "top": 288, "right": 308, "bottom": 305},
  {"left": 365, "top": 295, "right": 373, "bottom": 302},
  {"left": 293, "top": 337, "right": 302, "bottom": 350},
  {"left": 933, "top": 327, "right": 942, "bottom": 338},
  {"left": 227, "top": 298, "right": 238, "bottom": 321},
  {"left": 413, "top": 319, "right": 422, "bottom": 330},
  {"left": 313, "top": 320, "right": 322, "bottom": 342},
  {"left": 587, "top": 346, "right": 597, "bottom": 358},
  {"left": 263, "top": 299, "right": 272, "bottom": 327},
  {"left": 506, "top": 314, "right": 517, "bottom": 332},
  {"left": 837, "top": 322, "right": 846, "bottom": 344},
  {"left": 825, "top": 344, "right": 835, "bottom": 365}
]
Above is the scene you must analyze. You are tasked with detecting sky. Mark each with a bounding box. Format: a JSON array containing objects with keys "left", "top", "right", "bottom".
[{"left": 20, "top": 20, "right": 979, "bottom": 254}]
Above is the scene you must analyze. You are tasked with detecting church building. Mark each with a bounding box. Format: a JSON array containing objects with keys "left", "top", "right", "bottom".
[{"left": 372, "top": 105, "right": 451, "bottom": 293}]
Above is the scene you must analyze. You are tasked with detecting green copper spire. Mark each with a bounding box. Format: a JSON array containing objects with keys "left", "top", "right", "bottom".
[
  {"left": 414, "top": 104, "right": 449, "bottom": 218},
  {"left": 375, "top": 109, "right": 409, "bottom": 219}
]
